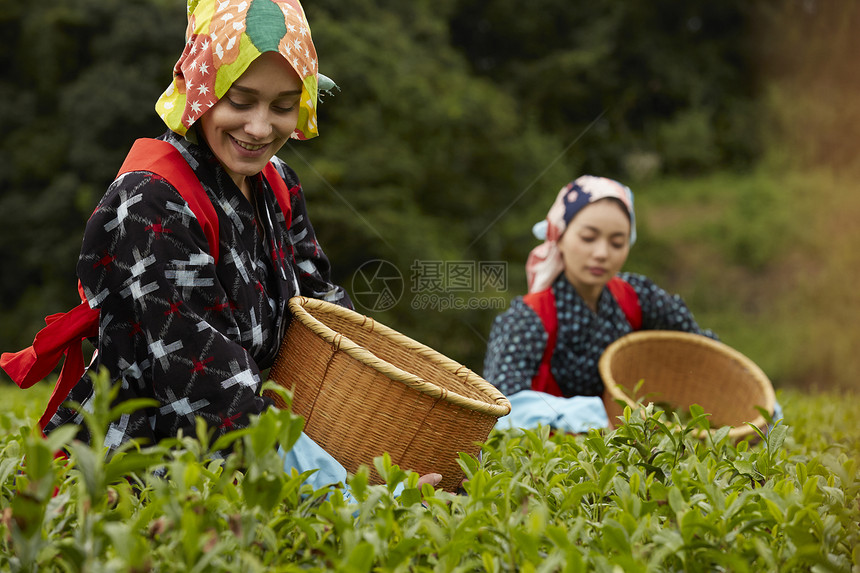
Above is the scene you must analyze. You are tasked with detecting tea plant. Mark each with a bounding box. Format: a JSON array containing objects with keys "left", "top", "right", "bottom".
[{"left": 1, "top": 371, "right": 858, "bottom": 571}]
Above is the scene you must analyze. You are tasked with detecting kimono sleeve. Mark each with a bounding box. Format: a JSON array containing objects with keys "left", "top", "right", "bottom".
[{"left": 620, "top": 272, "right": 718, "bottom": 340}]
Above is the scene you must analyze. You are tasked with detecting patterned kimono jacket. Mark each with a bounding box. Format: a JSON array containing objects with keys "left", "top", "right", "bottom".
[
  {"left": 483, "top": 273, "right": 716, "bottom": 398},
  {"left": 44, "top": 131, "right": 351, "bottom": 450}
]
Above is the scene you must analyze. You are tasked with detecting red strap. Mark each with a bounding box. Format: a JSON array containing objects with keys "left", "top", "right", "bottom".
[
  {"left": 263, "top": 162, "right": 292, "bottom": 227},
  {"left": 118, "top": 139, "right": 220, "bottom": 261},
  {"left": 522, "top": 277, "right": 642, "bottom": 397},
  {"left": 0, "top": 302, "right": 100, "bottom": 429},
  {"left": 522, "top": 289, "right": 563, "bottom": 397},
  {"left": 3, "top": 140, "right": 293, "bottom": 431},
  {"left": 606, "top": 277, "right": 642, "bottom": 330}
]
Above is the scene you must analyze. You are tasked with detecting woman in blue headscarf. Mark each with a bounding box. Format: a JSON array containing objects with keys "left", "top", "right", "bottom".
[{"left": 483, "top": 176, "right": 720, "bottom": 432}]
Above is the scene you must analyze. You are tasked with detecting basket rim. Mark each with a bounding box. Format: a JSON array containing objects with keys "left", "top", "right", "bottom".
[
  {"left": 287, "top": 296, "right": 511, "bottom": 418},
  {"left": 598, "top": 330, "right": 776, "bottom": 439}
]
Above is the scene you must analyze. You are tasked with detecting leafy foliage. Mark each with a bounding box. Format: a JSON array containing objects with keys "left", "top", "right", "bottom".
[
  {"left": 0, "top": 0, "right": 783, "bottom": 380},
  {"left": 2, "top": 372, "right": 857, "bottom": 571},
  {"left": 0, "top": 0, "right": 185, "bottom": 357},
  {"left": 449, "top": 0, "right": 764, "bottom": 176}
]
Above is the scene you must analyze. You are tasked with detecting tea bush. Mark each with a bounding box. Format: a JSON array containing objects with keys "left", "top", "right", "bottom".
[{"left": 1, "top": 372, "right": 858, "bottom": 571}]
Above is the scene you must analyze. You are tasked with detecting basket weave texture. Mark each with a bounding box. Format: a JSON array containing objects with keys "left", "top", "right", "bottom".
[
  {"left": 599, "top": 331, "right": 775, "bottom": 442},
  {"left": 267, "top": 297, "right": 511, "bottom": 492}
]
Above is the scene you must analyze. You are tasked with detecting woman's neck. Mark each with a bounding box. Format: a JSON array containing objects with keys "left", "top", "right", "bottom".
[
  {"left": 561, "top": 275, "right": 602, "bottom": 313},
  {"left": 238, "top": 176, "right": 252, "bottom": 202},
  {"left": 579, "top": 286, "right": 601, "bottom": 313}
]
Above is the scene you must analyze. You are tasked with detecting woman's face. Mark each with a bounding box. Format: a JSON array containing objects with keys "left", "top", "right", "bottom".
[
  {"left": 558, "top": 199, "right": 631, "bottom": 293},
  {"left": 199, "top": 52, "right": 302, "bottom": 192}
]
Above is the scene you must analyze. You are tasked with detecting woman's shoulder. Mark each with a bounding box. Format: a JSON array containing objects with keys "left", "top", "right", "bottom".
[
  {"left": 507, "top": 295, "right": 543, "bottom": 317},
  {"left": 617, "top": 272, "right": 686, "bottom": 308},
  {"left": 95, "top": 170, "right": 192, "bottom": 214},
  {"left": 616, "top": 272, "right": 670, "bottom": 298},
  {"left": 83, "top": 169, "right": 215, "bottom": 253},
  {"left": 617, "top": 271, "right": 716, "bottom": 336},
  {"left": 486, "top": 296, "right": 548, "bottom": 358},
  {"left": 617, "top": 271, "right": 655, "bottom": 288},
  {"left": 98, "top": 134, "right": 218, "bottom": 217},
  {"left": 101, "top": 136, "right": 199, "bottom": 205},
  {"left": 490, "top": 296, "right": 545, "bottom": 333}
]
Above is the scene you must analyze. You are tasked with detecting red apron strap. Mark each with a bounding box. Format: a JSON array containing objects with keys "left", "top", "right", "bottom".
[
  {"left": 263, "top": 162, "right": 292, "bottom": 228},
  {"left": 522, "top": 288, "right": 563, "bottom": 397},
  {"left": 606, "top": 276, "right": 642, "bottom": 330},
  {"left": 118, "top": 138, "right": 220, "bottom": 261},
  {"left": 40, "top": 332, "right": 89, "bottom": 430},
  {"left": 522, "top": 277, "right": 642, "bottom": 398},
  {"left": 0, "top": 302, "right": 99, "bottom": 389},
  {"left": 0, "top": 302, "right": 100, "bottom": 429}
]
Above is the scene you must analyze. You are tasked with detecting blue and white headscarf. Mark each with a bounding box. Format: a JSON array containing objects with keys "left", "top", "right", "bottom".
[{"left": 526, "top": 175, "right": 636, "bottom": 293}]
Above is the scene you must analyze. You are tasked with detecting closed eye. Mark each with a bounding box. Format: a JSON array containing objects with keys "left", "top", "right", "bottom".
[
  {"left": 226, "top": 97, "right": 252, "bottom": 110},
  {"left": 272, "top": 96, "right": 300, "bottom": 113}
]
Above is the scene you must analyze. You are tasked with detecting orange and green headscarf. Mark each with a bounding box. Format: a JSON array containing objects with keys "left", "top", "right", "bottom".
[{"left": 156, "top": 0, "right": 324, "bottom": 140}]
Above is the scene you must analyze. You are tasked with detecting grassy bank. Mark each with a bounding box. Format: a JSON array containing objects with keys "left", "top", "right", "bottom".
[{"left": 626, "top": 166, "right": 860, "bottom": 392}]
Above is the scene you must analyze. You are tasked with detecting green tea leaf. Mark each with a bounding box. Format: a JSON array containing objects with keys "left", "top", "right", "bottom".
[
  {"left": 398, "top": 487, "right": 421, "bottom": 507},
  {"left": 766, "top": 422, "right": 788, "bottom": 451}
]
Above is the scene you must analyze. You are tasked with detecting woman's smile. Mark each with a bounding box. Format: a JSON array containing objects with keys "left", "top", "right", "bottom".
[
  {"left": 231, "top": 136, "right": 268, "bottom": 152},
  {"left": 198, "top": 52, "right": 303, "bottom": 199}
]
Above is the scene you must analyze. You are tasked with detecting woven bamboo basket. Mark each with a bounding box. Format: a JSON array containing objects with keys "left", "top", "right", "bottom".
[
  {"left": 266, "top": 296, "right": 511, "bottom": 492},
  {"left": 599, "top": 331, "right": 775, "bottom": 442}
]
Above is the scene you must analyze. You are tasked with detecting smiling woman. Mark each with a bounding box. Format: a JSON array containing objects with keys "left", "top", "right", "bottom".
[
  {"left": 1, "top": 0, "right": 452, "bottom": 493},
  {"left": 198, "top": 52, "right": 303, "bottom": 199},
  {"left": 35, "top": 0, "right": 349, "bottom": 451},
  {"left": 483, "top": 176, "right": 725, "bottom": 433}
]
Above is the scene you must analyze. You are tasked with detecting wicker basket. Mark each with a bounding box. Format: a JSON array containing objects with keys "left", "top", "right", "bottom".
[
  {"left": 266, "top": 296, "right": 511, "bottom": 492},
  {"left": 599, "top": 331, "right": 775, "bottom": 442}
]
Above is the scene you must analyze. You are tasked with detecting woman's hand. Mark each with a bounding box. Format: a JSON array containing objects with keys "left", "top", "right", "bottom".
[{"left": 417, "top": 473, "right": 442, "bottom": 489}]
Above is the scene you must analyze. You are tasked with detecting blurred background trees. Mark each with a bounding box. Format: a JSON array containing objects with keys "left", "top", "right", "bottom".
[{"left": 1, "top": 0, "right": 857, "bottom": 390}]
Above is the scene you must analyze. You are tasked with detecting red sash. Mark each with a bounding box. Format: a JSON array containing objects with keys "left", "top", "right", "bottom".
[{"left": 523, "top": 277, "right": 641, "bottom": 397}]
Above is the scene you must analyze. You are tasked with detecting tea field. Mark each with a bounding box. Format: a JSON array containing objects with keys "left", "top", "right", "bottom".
[{"left": 1, "top": 373, "right": 858, "bottom": 572}]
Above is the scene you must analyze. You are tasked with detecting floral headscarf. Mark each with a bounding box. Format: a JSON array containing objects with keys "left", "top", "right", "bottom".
[
  {"left": 156, "top": 0, "right": 322, "bottom": 139},
  {"left": 525, "top": 175, "right": 636, "bottom": 293}
]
